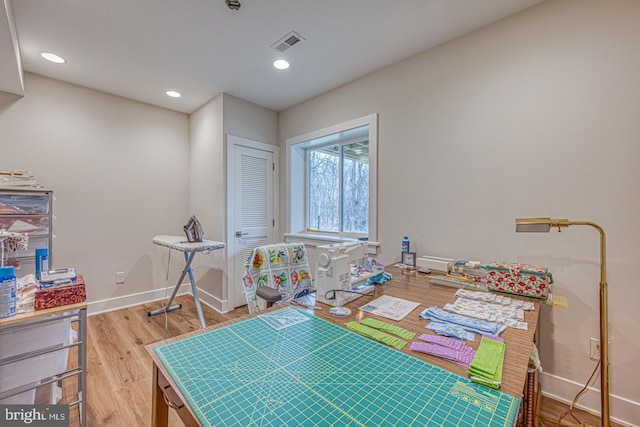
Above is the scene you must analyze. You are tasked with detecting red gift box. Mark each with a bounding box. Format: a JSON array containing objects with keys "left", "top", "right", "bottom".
[{"left": 35, "top": 275, "right": 87, "bottom": 310}]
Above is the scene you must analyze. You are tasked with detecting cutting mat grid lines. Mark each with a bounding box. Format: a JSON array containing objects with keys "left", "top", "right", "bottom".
[{"left": 155, "top": 307, "right": 519, "bottom": 427}]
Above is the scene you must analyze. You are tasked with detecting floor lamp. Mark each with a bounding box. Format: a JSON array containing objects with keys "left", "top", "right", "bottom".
[{"left": 515, "top": 218, "right": 609, "bottom": 427}]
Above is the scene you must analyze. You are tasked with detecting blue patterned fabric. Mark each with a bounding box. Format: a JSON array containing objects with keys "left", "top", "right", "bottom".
[
  {"left": 418, "top": 306, "right": 506, "bottom": 336},
  {"left": 426, "top": 321, "right": 476, "bottom": 342}
]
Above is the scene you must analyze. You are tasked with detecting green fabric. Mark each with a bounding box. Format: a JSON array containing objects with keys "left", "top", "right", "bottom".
[
  {"left": 469, "top": 354, "right": 504, "bottom": 390},
  {"left": 468, "top": 337, "right": 505, "bottom": 390},
  {"left": 359, "top": 318, "right": 417, "bottom": 339},
  {"left": 345, "top": 321, "right": 407, "bottom": 349},
  {"left": 469, "top": 337, "right": 505, "bottom": 376}
]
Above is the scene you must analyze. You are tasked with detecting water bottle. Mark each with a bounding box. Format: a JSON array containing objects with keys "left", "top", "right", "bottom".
[
  {"left": 0, "top": 266, "right": 17, "bottom": 318},
  {"left": 36, "top": 247, "right": 49, "bottom": 281},
  {"left": 402, "top": 236, "right": 410, "bottom": 252}
]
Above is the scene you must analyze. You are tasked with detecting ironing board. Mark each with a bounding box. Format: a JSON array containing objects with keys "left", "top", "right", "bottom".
[{"left": 149, "top": 235, "right": 225, "bottom": 329}]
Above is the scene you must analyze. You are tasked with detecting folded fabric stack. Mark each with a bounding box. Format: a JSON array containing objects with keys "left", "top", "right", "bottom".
[
  {"left": 426, "top": 321, "right": 475, "bottom": 341},
  {"left": 418, "top": 306, "right": 506, "bottom": 336},
  {"left": 345, "top": 318, "right": 415, "bottom": 349},
  {"left": 410, "top": 333, "right": 476, "bottom": 366},
  {"left": 359, "top": 318, "right": 416, "bottom": 339},
  {"left": 454, "top": 288, "right": 536, "bottom": 310},
  {"left": 442, "top": 299, "right": 528, "bottom": 330},
  {"left": 468, "top": 334, "right": 506, "bottom": 390}
]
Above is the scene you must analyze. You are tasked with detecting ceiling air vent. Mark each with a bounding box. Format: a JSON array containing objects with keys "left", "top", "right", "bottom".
[{"left": 271, "top": 31, "right": 305, "bottom": 53}]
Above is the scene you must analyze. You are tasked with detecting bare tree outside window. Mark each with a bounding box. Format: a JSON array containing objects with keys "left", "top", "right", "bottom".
[
  {"left": 342, "top": 141, "right": 369, "bottom": 233},
  {"left": 309, "top": 147, "right": 339, "bottom": 231},
  {"left": 308, "top": 138, "right": 369, "bottom": 233}
]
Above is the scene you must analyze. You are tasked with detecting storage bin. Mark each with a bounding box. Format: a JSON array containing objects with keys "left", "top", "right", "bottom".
[
  {"left": 0, "top": 383, "right": 36, "bottom": 404},
  {"left": 0, "top": 216, "right": 49, "bottom": 235},
  {"left": 0, "top": 347, "right": 69, "bottom": 396},
  {"left": 0, "top": 317, "right": 71, "bottom": 393},
  {"left": 0, "top": 317, "right": 71, "bottom": 359},
  {"left": 484, "top": 262, "right": 552, "bottom": 299},
  {"left": 0, "top": 194, "right": 50, "bottom": 215},
  {"left": 1, "top": 235, "right": 49, "bottom": 259}
]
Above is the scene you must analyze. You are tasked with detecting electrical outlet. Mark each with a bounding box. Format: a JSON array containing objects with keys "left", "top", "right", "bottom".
[
  {"left": 590, "top": 337, "right": 600, "bottom": 360},
  {"left": 116, "top": 271, "right": 125, "bottom": 284}
]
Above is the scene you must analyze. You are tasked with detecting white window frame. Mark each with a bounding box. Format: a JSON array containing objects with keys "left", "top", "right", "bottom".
[{"left": 286, "top": 114, "right": 378, "bottom": 243}]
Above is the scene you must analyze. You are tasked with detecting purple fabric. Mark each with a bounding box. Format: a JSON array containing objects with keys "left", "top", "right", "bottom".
[
  {"left": 418, "top": 333, "right": 465, "bottom": 351},
  {"left": 482, "top": 334, "right": 504, "bottom": 343},
  {"left": 410, "top": 341, "right": 476, "bottom": 366}
]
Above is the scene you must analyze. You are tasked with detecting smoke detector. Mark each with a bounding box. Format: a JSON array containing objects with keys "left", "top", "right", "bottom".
[{"left": 270, "top": 31, "right": 305, "bottom": 53}]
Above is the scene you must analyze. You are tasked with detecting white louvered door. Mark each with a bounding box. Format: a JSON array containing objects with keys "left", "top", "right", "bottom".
[{"left": 231, "top": 143, "right": 276, "bottom": 308}]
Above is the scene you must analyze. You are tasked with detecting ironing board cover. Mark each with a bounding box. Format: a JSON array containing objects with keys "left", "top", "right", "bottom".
[
  {"left": 152, "top": 235, "right": 225, "bottom": 253},
  {"left": 242, "top": 242, "right": 312, "bottom": 313}
]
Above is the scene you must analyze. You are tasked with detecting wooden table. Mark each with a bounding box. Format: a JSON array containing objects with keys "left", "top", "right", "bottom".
[{"left": 146, "top": 267, "right": 539, "bottom": 427}]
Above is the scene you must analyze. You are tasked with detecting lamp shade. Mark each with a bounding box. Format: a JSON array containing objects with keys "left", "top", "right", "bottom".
[
  {"left": 515, "top": 218, "right": 551, "bottom": 232},
  {"left": 515, "top": 218, "right": 570, "bottom": 232}
]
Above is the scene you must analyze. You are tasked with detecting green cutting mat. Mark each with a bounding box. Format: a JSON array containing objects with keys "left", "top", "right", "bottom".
[{"left": 155, "top": 306, "right": 519, "bottom": 427}]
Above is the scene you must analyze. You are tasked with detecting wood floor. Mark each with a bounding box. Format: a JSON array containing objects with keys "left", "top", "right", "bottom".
[{"left": 57, "top": 296, "right": 616, "bottom": 427}]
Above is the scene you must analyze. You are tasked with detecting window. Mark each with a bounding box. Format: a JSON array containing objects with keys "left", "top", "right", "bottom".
[
  {"left": 287, "top": 114, "right": 377, "bottom": 241},
  {"left": 308, "top": 135, "right": 369, "bottom": 233}
]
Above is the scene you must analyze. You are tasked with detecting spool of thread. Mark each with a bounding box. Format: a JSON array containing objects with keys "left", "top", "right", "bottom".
[
  {"left": 35, "top": 247, "right": 49, "bottom": 281},
  {"left": 0, "top": 266, "right": 16, "bottom": 318}
]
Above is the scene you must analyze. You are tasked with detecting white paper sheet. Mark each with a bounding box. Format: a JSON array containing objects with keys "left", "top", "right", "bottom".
[{"left": 359, "top": 295, "right": 421, "bottom": 321}]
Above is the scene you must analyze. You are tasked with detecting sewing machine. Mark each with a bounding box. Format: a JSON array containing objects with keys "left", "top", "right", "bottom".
[{"left": 314, "top": 241, "right": 382, "bottom": 307}]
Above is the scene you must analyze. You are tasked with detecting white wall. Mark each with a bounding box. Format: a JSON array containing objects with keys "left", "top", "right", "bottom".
[
  {"left": 189, "top": 93, "right": 278, "bottom": 311},
  {"left": 0, "top": 73, "right": 191, "bottom": 312},
  {"left": 189, "top": 93, "right": 227, "bottom": 310},
  {"left": 222, "top": 93, "right": 278, "bottom": 145},
  {"left": 0, "top": 75, "right": 279, "bottom": 317},
  {"left": 279, "top": 0, "right": 640, "bottom": 424}
]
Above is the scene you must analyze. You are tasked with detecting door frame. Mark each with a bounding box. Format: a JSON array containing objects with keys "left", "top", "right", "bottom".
[{"left": 226, "top": 134, "right": 280, "bottom": 311}]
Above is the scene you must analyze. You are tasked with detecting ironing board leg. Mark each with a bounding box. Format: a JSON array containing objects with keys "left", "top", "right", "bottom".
[
  {"left": 148, "top": 251, "right": 196, "bottom": 318},
  {"left": 184, "top": 252, "right": 206, "bottom": 329}
]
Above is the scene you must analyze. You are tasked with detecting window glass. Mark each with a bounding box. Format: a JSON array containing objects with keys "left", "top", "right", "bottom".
[
  {"left": 308, "top": 145, "right": 340, "bottom": 232},
  {"left": 342, "top": 141, "right": 369, "bottom": 233},
  {"left": 306, "top": 128, "right": 369, "bottom": 234}
]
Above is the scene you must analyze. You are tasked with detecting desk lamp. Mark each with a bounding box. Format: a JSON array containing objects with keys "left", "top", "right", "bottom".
[{"left": 515, "top": 218, "right": 609, "bottom": 427}]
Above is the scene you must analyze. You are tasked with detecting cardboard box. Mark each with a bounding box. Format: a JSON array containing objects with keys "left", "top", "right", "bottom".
[
  {"left": 35, "top": 275, "right": 86, "bottom": 310},
  {"left": 485, "top": 262, "right": 552, "bottom": 299}
]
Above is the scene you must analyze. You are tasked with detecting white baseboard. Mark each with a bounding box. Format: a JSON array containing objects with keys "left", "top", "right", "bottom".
[
  {"left": 195, "top": 287, "right": 229, "bottom": 314},
  {"left": 87, "top": 284, "right": 192, "bottom": 315},
  {"left": 87, "top": 285, "right": 231, "bottom": 316},
  {"left": 540, "top": 371, "right": 639, "bottom": 427}
]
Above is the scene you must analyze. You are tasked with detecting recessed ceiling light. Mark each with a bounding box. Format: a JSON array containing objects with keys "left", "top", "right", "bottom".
[
  {"left": 40, "top": 52, "right": 66, "bottom": 64},
  {"left": 273, "top": 59, "right": 290, "bottom": 70},
  {"left": 166, "top": 90, "right": 181, "bottom": 98}
]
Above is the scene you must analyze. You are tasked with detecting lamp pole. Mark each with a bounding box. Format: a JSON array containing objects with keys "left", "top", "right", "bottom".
[
  {"left": 577, "top": 221, "right": 609, "bottom": 427},
  {"left": 515, "top": 219, "right": 610, "bottom": 427}
]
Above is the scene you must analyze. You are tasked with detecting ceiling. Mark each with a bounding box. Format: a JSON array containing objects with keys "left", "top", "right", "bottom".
[{"left": 2, "top": 0, "right": 544, "bottom": 114}]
